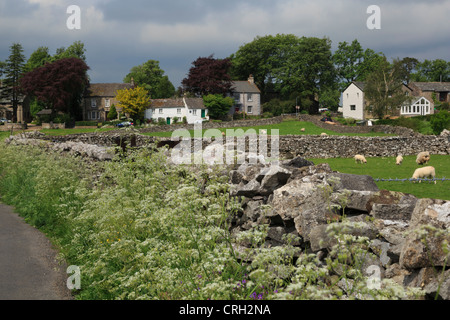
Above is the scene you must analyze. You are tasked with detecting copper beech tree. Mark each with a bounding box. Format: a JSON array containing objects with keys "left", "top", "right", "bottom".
[{"left": 20, "top": 57, "right": 89, "bottom": 119}]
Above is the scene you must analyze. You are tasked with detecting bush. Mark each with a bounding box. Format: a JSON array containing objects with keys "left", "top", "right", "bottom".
[{"left": 430, "top": 110, "right": 450, "bottom": 135}]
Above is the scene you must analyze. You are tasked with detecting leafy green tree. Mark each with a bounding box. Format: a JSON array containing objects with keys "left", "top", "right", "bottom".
[
  {"left": 53, "top": 41, "right": 87, "bottom": 62},
  {"left": 124, "top": 60, "right": 175, "bottom": 99},
  {"left": 202, "top": 94, "right": 233, "bottom": 119},
  {"left": 107, "top": 104, "right": 118, "bottom": 120},
  {"left": 24, "top": 46, "right": 52, "bottom": 73},
  {"left": 364, "top": 58, "right": 410, "bottom": 119},
  {"left": 230, "top": 34, "right": 297, "bottom": 102},
  {"left": 333, "top": 39, "right": 385, "bottom": 91},
  {"left": 411, "top": 59, "right": 450, "bottom": 82},
  {"left": 4, "top": 43, "right": 26, "bottom": 122},
  {"left": 230, "top": 34, "right": 336, "bottom": 113}
]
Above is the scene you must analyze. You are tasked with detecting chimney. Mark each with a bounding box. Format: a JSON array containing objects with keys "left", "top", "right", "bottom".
[
  {"left": 131, "top": 77, "right": 135, "bottom": 87},
  {"left": 248, "top": 74, "right": 254, "bottom": 84}
]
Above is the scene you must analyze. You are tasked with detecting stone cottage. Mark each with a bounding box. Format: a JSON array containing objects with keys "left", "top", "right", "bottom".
[{"left": 82, "top": 81, "right": 134, "bottom": 122}]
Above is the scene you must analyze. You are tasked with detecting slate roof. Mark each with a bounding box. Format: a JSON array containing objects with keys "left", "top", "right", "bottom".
[
  {"left": 84, "top": 83, "right": 133, "bottom": 97},
  {"left": 231, "top": 81, "right": 261, "bottom": 93},
  {"left": 409, "top": 82, "right": 450, "bottom": 92},
  {"left": 150, "top": 98, "right": 206, "bottom": 109}
]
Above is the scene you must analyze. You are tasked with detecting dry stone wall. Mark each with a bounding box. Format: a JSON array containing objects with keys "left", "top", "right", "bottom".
[{"left": 228, "top": 157, "right": 450, "bottom": 299}]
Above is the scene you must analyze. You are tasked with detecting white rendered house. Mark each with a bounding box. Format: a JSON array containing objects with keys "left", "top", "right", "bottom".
[{"left": 145, "top": 97, "right": 208, "bottom": 124}]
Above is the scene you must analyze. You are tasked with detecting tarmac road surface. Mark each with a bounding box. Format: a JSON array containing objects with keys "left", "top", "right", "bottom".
[{"left": 0, "top": 203, "right": 73, "bottom": 300}]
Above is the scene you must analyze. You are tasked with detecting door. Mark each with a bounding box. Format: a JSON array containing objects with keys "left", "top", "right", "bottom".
[
  {"left": 201, "top": 110, "right": 206, "bottom": 118},
  {"left": 166, "top": 117, "right": 171, "bottom": 124}
]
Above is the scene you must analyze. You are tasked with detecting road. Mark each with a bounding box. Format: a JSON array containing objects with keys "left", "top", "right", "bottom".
[{"left": 0, "top": 203, "right": 73, "bottom": 300}]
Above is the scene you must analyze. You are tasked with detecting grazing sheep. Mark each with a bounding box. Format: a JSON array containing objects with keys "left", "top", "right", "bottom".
[
  {"left": 396, "top": 154, "right": 403, "bottom": 165},
  {"left": 412, "top": 166, "right": 436, "bottom": 184},
  {"left": 354, "top": 154, "right": 367, "bottom": 164},
  {"left": 416, "top": 151, "right": 430, "bottom": 165},
  {"left": 320, "top": 132, "right": 328, "bottom": 137},
  {"left": 301, "top": 128, "right": 305, "bottom": 132}
]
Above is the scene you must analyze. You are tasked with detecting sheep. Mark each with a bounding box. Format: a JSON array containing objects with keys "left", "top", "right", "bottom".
[
  {"left": 354, "top": 154, "right": 367, "bottom": 164},
  {"left": 260, "top": 129, "right": 267, "bottom": 135},
  {"left": 396, "top": 154, "right": 403, "bottom": 165},
  {"left": 412, "top": 166, "right": 436, "bottom": 184},
  {"left": 300, "top": 128, "right": 305, "bottom": 132},
  {"left": 320, "top": 132, "right": 328, "bottom": 137},
  {"left": 416, "top": 151, "right": 430, "bottom": 165}
]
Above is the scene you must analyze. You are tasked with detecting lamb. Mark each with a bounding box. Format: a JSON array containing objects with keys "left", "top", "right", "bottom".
[
  {"left": 396, "top": 154, "right": 403, "bottom": 165},
  {"left": 412, "top": 166, "right": 436, "bottom": 184},
  {"left": 416, "top": 151, "right": 430, "bottom": 165},
  {"left": 354, "top": 154, "right": 367, "bottom": 164}
]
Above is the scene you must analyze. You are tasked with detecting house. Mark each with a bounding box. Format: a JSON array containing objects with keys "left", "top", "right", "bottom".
[
  {"left": 408, "top": 82, "right": 450, "bottom": 105},
  {"left": 229, "top": 75, "right": 261, "bottom": 116},
  {"left": 0, "top": 84, "right": 31, "bottom": 123},
  {"left": 144, "top": 97, "right": 208, "bottom": 124},
  {"left": 82, "top": 81, "right": 134, "bottom": 122},
  {"left": 342, "top": 81, "right": 433, "bottom": 120}
]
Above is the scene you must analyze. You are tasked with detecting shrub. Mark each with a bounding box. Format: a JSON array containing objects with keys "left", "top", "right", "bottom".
[{"left": 430, "top": 110, "right": 450, "bottom": 135}]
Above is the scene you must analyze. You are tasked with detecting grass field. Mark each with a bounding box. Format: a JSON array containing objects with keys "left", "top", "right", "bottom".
[
  {"left": 308, "top": 155, "right": 450, "bottom": 200},
  {"left": 143, "top": 119, "right": 394, "bottom": 138}
]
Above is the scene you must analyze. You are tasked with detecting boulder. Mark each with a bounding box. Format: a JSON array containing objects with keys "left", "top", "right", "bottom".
[{"left": 328, "top": 172, "right": 379, "bottom": 192}]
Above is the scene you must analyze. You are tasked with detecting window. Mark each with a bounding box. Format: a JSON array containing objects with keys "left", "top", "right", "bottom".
[
  {"left": 350, "top": 105, "right": 356, "bottom": 111},
  {"left": 247, "top": 106, "right": 253, "bottom": 114},
  {"left": 91, "top": 111, "right": 98, "bottom": 120},
  {"left": 234, "top": 93, "right": 240, "bottom": 101},
  {"left": 91, "top": 99, "right": 97, "bottom": 108},
  {"left": 105, "top": 99, "right": 110, "bottom": 108},
  {"left": 247, "top": 93, "right": 253, "bottom": 102},
  {"left": 177, "top": 108, "right": 181, "bottom": 114},
  {"left": 159, "top": 109, "right": 163, "bottom": 114},
  {"left": 193, "top": 109, "right": 197, "bottom": 115}
]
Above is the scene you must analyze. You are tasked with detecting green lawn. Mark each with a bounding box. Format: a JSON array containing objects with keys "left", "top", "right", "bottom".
[
  {"left": 142, "top": 119, "right": 394, "bottom": 138},
  {"left": 308, "top": 155, "right": 450, "bottom": 200}
]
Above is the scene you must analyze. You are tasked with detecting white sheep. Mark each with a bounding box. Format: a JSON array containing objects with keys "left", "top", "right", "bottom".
[
  {"left": 320, "top": 132, "right": 328, "bottom": 137},
  {"left": 300, "top": 128, "right": 305, "bottom": 132},
  {"left": 354, "top": 154, "right": 367, "bottom": 164},
  {"left": 396, "top": 154, "right": 403, "bottom": 165},
  {"left": 412, "top": 166, "right": 436, "bottom": 184},
  {"left": 260, "top": 129, "right": 267, "bottom": 135},
  {"left": 416, "top": 151, "right": 430, "bottom": 165}
]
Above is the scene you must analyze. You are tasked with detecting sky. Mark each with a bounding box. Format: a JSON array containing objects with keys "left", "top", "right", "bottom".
[{"left": 1, "top": 0, "right": 450, "bottom": 88}]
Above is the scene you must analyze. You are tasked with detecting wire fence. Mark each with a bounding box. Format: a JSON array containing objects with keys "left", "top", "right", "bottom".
[{"left": 373, "top": 177, "right": 450, "bottom": 183}]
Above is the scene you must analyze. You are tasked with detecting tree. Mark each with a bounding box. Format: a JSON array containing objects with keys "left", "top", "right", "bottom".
[
  {"left": 20, "top": 57, "right": 89, "bottom": 118},
  {"left": 4, "top": 43, "right": 26, "bottom": 122},
  {"left": 123, "top": 60, "right": 175, "bottom": 99},
  {"left": 53, "top": 41, "right": 87, "bottom": 62},
  {"left": 364, "top": 58, "right": 410, "bottom": 119},
  {"left": 182, "top": 54, "right": 232, "bottom": 96},
  {"left": 24, "top": 46, "right": 52, "bottom": 73},
  {"left": 411, "top": 59, "right": 450, "bottom": 82},
  {"left": 115, "top": 86, "right": 150, "bottom": 119},
  {"left": 107, "top": 104, "right": 118, "bottom": 120},
  {"left": 202, "top": 94, "right": 234, "bottom": 119},
  {"left": 333, "top": 39, "right": 385, "bottom": 91},
  {"left": 230, "top": 34, "right": 336, "bottom": 112},
  {"left": 230, "top": 34, "right": 297, "bottom": 101}
]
